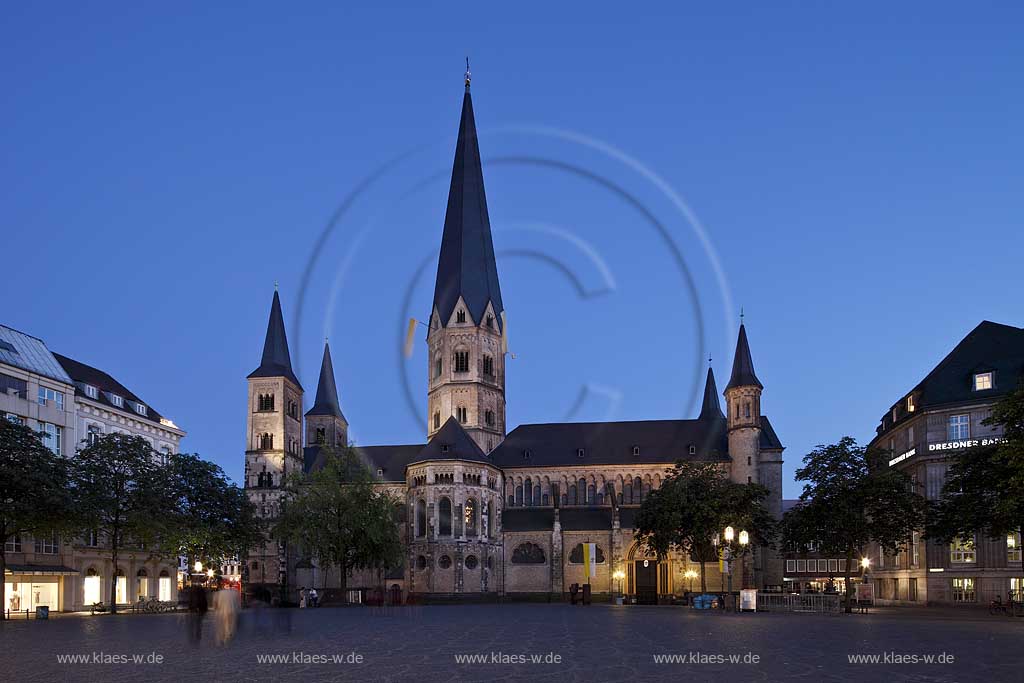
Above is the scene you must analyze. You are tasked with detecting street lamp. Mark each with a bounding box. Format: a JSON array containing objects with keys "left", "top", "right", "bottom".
[
  {"left": 684, "top": 569, "right": 698, "bottom": 593},
  {"left": 860, "top": 557, "right": 871, "bottom": 570},
  {"left": 612, "top": 569, "right": 626, "bottom": 605},
  {"left": 724, "top": 526, "right": 734, "bottom": 543},
  {"left": 194, "top": 560, "right": 203, "bottom": 573}
]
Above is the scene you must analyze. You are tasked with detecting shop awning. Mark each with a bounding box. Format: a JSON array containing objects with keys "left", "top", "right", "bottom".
[{"left": 4, "top": 564, "right": 80, "bottom": 576}]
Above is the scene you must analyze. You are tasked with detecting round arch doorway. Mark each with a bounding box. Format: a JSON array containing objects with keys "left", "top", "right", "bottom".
[{"left": 626, "top": 543, "right": 671, "bottom": 604}]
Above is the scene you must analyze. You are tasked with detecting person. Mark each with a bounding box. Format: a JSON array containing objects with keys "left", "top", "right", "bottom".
[
  {"left": 309, "top": 588, "right": 318, "bottom": 608},
  {"left": 187, "top": 586, "right": 208, "bottom": 644},
  {"left": 213, "top": 588, "right": 240, "bottom": 645},
  {"left": 299, "top": 587, "right": 307, "bottom": 609}
]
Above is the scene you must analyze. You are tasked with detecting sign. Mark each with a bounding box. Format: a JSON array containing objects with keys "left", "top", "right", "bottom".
[
  {"left": 888, "top": 448, "right": 916, "bottom": 467},
  {"left": 739, "top": 589, "right": 757, "bottom": 611},
  {"left": 928, "top": 437, "right": 1006, "bottom": 452},
  {"left": 583, "top": 543, "right": 598, "bottom": 582},
  {"left": 855, "top": 583, "right": 874, "bottom": 604}
]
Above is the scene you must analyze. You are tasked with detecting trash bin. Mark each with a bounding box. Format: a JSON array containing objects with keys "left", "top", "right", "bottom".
[
  {"left": 36, "top": 606, "right": 49, "bottom": 620},
  {"left": 582, "top": 583, "right": 592, "bottom": 605},
  {"left": 693, "top": 593, "right": 716, "bottom": 610}
]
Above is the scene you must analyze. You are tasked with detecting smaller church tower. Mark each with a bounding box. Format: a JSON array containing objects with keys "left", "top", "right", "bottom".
[
  {"left": 305, "top": 341, "right": 349, "bottom": 449},
  {"left": 724, "top": 323, "right": 763, "bottom": 485}
]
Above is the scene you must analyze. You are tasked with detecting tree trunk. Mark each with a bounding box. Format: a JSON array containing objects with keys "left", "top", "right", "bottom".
[
  {"left": 1, "top": 545, "right": 6, "bottom": 621},
  {"left": 844, "top": 549, "right": 854, "bottom": 614},
  {"left": 699, "top": 559, "right": 707, "bottom": 594},
  {"left": 109, "top": 536, "right": 119, "bottom": 614},
  {"left": 339, "top": 562, "right": 348, "bottom": 604}
]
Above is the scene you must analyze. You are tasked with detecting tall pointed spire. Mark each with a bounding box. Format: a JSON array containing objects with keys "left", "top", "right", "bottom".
[
  {"left": 699, "top": 366, "right": 725, "bottom": 420},
  {"left": 431, "top": 67, "right": 503, "bottom": 331},
  {"left": 248, "top": 289, "right": 301, "bottom": 388},
  {"left": 726, "top": 323, "right": 763, "bottom": 391},
  {"left": 306, "top": 342, "right": 346, "bottom": 420}
]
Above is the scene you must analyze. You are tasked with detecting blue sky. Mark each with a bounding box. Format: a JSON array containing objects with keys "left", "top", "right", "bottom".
[{"left": 3, "top": 3, "right": 1022, "bottom": 497}]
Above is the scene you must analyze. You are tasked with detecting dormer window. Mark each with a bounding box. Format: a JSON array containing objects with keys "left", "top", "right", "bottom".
[
  {"left": 974, "top": 372, "right": 993, "bottom": 391},
  {"left": 84, "top": 385, "right": 99, "bottom": 399},
  {"left": 456, "top": 310, "right": 466, "bottom": 324},
  {"left": 632, "top": 445, "right": 640, "bottom": 457},
  {"left": 892, "top": 407, "right": 898, "bottom": 422},
  {"left": 906, "top": 395, "right": 915, "bottom": 412},
  {"left": 577, "top": 448, "right": 585, "bottom": 458},
  {"left": 109, "top": 393, "right": 123, "bottom": 408},
  {"left": 376, "top": 468, "right": 384, "bottom": 477},
  {"left": 523, "top": 449, "right": 532, "bottom": 459},
  {"left": 133, "top": 403, "right": 147, "bottom": 416},
  {"left": 689, "top": 444, "right": 696, "bottom": 455},
  {"left": 441, "top": 444, "right": 450, "bottom": 453},
  {"left": 486, "top": 315, "right": 494, "bottom": 329}
]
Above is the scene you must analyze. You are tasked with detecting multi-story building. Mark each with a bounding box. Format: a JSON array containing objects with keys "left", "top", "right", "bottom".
[
  {"left": 244, "top": 72, "right": 787, "bottom": 604},
  {"left": 781, "top": 500, "right": 866, "bottom": 595},
  {"left": 868, "top": 321, "right": 1024, "bottom": 606},
  {"left": 1, "top": 323, "right": 185, "bottom": 613}
]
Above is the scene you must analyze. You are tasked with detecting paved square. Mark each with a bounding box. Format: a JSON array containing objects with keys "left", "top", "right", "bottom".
[{"left": 1, "top": 604, "right": 1019, "bottom": 682}]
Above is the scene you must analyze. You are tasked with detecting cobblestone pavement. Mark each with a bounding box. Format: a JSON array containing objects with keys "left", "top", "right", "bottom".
[{"left": 1, "top": 604, "right": 1020, "bottom": 682}]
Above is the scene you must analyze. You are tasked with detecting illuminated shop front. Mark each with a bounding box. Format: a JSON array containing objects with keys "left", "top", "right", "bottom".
[{"left": 4, "top": 565, "right": 77, "bottom": 613}]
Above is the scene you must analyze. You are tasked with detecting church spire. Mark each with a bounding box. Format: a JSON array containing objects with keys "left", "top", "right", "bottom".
[
  {"left": 699, "top": 365, "right": 725, "bottom": 420},
  {"left": 431, "top": 68, "right": 503, "bottom": 331},
  {"left": 306, "top": 341, "right": 346, "bottom": 421},
  {"left": 248, "top": 289, "right": 301, "bottom": 389},
  {"left": 726, "top": 323, "right": 763, "bottom": 391}
]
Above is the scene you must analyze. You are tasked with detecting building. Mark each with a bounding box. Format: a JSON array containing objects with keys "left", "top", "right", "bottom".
[
  {"left": 781, "top": 500, "right": 866, "bottom": 595},
  {"left": 243, "top": 72, "right": 786, "bottom": 604},
  {"left": 1, "top": 323, "right": 184, "bottom": 612},
  {"left": 867, "top": 321, "right": 1024, "bottom": 606}
]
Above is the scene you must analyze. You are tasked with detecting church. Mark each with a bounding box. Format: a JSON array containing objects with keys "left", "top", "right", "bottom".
[{"left": 243, "top": 71, "right": 785, "bottom": 604}]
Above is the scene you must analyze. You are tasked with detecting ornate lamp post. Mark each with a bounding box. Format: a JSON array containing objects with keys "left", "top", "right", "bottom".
[{"left": 612, "top": 569, "right": 626, "bottom": 605}]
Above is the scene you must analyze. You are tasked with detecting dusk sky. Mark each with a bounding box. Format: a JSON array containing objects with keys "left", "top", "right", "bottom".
[{"left": 4, "top": 3, "right": 1022, "bottom": 498}]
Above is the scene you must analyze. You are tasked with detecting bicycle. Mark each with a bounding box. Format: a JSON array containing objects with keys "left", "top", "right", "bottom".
[{"left": 989, "top": 597, "right": 1009, "bottom": 615}]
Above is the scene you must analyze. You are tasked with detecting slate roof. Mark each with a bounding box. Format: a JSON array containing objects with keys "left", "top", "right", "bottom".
[
  {"left": 249, "top": 291, "right": 301, "bottom": 389},
  {"left": 431, "top": 84, "right": 503, "bottom": 331},
  {"left": 699, "top": 367, "right": 725, "bottom": 420},
  {"left": 54, "top": 353, "right": 174, "bottom": 428},
  {"left": 877, "top": 321, "right": 1024, "bottom": 435},
  {"left": 726, "top": 324, "right": 762, "bottom": 391},
  {"left": 355, "top": 444, "right": 426, "bottom": 481},
  {"left": 502, "top": 508, "right": 554, "bottom": 532},
  {"left": 305, "top": 342, "right": 346, "bottom": 421},
  {"left": 0, "top": 324, "right": 72, "bottom": 385},
  {"left": 490, "top": 418, "right": 730, "bottom": 468},
  {"left": 560, "top": 508, "right": 614, "bottom": 530},
  {"left": 412, "top": 417, "right": 490, "bottom": 464},
  {"left": 759, "top": 416, "right": 784, "bottom": 450}
]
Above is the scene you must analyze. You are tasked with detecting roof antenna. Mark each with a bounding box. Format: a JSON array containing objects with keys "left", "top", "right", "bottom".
[{"left": 465, "top": 57, "right": 471, "bottom": 91}]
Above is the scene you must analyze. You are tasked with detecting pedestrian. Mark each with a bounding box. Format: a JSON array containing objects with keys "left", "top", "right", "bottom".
[
  {"left": 309, "top": 588, "right": 318, "bottom": 608},
  {"left": 299, "top": 586, "right": 307, "bottom": 609},
  {"left": 213, "top": 588, "right": 240, "bottom": 645}
]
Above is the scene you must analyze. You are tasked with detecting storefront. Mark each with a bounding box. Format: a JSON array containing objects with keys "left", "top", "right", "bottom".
[{"left": 4, "top": 565, "right": 78, "bottom": 614}]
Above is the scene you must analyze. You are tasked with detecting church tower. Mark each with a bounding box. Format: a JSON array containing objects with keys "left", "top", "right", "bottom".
[
  {"left": 724, "top": 323, "right": 763, "bottom": 485},
  {"left": 244, "top": 289, "right": 304, "bottom": 596},
  {"left": 305, "top": 341, "right": 348, "bottom": 449},
  {"left": 426, "top": 67, "right": 506, "bottom": 453}
]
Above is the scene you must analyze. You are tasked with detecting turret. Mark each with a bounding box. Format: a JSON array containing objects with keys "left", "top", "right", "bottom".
[
  {"left": 724, "top": 323, "right": 762, "bottom": 484},
  {"left": 305, "top": 341, "right": 349, "bottom": 449}
]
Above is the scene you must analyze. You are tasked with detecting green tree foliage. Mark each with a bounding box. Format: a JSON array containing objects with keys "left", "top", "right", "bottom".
[
  {"left": 272, "top": 446, "right": 404, "bottom": 599},
  {"left": 781, "top": 436, "right": 925, "bottom": 612},
  {"left": 926, "top": 386, "right": 1024, "bottom": 583},
  {"left": 0, "top": 419, "right": 75, "bottom": 619},
  {"left": 161, "top": 452, "right": 262, "bottom": 580},
  {"left": 634, "top": 462, "right": 775, "bottom": 595},
  {"left": 69, "top": 433, "right": 167, "bottom": 613}
]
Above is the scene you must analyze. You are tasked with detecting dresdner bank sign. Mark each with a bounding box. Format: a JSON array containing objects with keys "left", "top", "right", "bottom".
[{"left": 928, "top": 437, "right": 1007, "bottom": 452}]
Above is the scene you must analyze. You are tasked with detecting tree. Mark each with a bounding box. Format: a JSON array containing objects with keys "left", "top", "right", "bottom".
[
  {"left": 781, "top": 437, "right": 925, "bottom": 612},
  {"left": 926, "top": 386, "right": 1024, "bottom": 588},
  {"left": 0, "top": 419, "right": 75, "bottom": 620},
  {"left": 272, "top": 446, "right": 404, "bottom": 600},
  {"left": 634, "top": 462, "right": 775, "bottom": 595},
  {"left": 159, "top": 452, "right": 262, "bottom": 583},
  {"left": 70, "top": 433, "right": 168, "bottom": 613}
]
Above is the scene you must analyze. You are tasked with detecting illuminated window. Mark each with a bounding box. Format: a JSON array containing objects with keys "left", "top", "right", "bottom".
[
  {"left": 950, "top": 536, "right": 976, "bottom": 563},
  {"left": 1008, "top": 532, "right": 1021, "bottom": 563},
  {"left": 906, "top": 395, "right": 915, "bottom": 412},
  {"left": 951, "top": 577, "right": 975, "bottom": 602},
  {"left": 973, "top": 372, "right": 993, "bottom": 391},
  {"left": 947, "top": 414, "right": 970, "bottom": 441}
]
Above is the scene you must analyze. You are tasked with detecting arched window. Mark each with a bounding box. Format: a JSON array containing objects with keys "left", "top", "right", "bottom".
[
  {"left": 578, "top": 479, "right": 586, "bottom": 503},
  {"left": 569, "top": 484, "right": 577, "bottom": 505},
  {"left": 515, "top": 484, "right": 523, "bottom": 506},
  {"left": 315, "top": 428, "right": 325, "bottom": 444},
  {"left": 464, "top": 498, "right": 477, "bottom": 536},
  {"left": 483, "top": 355, "right": 494, "bottom": 377},
  {"left": 524, "top": 478, "right": 532, "bottom": 506},
  {"left": 438, "top": 497, "right": 452, "bottom": 536},
  {"left": 416, "top": 555, "right": 427, "bottom": 570},
  {"left": 416, "top": 499, "right": 426, "bottom": 538},
  {"left": 434, "top": 356, "right": 442, "bottom": 378},
  {"left": 625, "top": 480, "right": 633, "bottom": 504},
  {"left": 587, "top": 484, "right": 596, "bottom": 504},
  {"left": 434, "top": 412, "right": 441, "bottom": 430},
  {"left": 439, "top": 555, "right": 452, "bottom": 569},
  {"left": 456, "top": 406, "right": 467, "bottom": 423},
  {"left": 485, "top": 409, "right": 494, "bottom": 426},
  {"left": 534, "top": 485, "right": 541, "bottom": 504},
  {"left": 456, "top": 310, "right": 466, "bottom": 323},
  {"left": 634, "top": 477, "right": 643, "bottom": 502},
  {"left": 453, "top": 350, "right": 469, "bottom": 373},
  {"left": 259, "top": 433, "right": 274, "bottom": 450}
]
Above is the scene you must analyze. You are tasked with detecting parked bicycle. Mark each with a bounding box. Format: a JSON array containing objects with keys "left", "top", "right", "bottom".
[{"left": 989, "top": 595, "right": 1012, "bottom": 616}]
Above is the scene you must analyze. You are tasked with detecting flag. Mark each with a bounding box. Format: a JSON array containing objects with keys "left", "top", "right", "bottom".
[{"left": 583, "top": 543, "right": 597, "bottom": 582}]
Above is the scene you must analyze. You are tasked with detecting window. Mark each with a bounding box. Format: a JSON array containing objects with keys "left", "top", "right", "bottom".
[
  {"left": 434, "top": 357, "right": 442, "bottom": 378},
  {"left": 258, "top": 433, "right": 273, "bottom": 450},
  {"left": 828, "top": 559, "right": 838, "bottom": 573},
  {"left": 464, "top": 498, "right": 477, "bottom": 536},
  {"left": 453, "top": 351, "right": 469, "bottom": 373},
  {"left": 35, "top": 535, "right": 58, "bottom": 554},
  {"left": 796, "top": 559, "right": 806, "bottom": 572},
  {"left": 950, "top": 536, "right": 976, "bottom": 563},
  {"left": 689, "top": 444, "right": 696, "bottom": 455},
  {"left": 40, "top": 423, "right": 62, "bottom": 455},
  {"left": 86, "top": 425, "right": 102, "bottom": 446},
  {"left": 84, "top": 385, "right": 99, "bottom": 399},
  {"left": 973, "top": 372, "right": 993, "bottom": 391},
  {"left": 486, "top": 315, "right": 494, "bottom": 329},
  {"left": 951, "top": 577, "right": 975, "bottom": 602},
  {"left": 632, "top": 445, "right": 640, "bottom": 457},
  {"left": 288, "top": 401, "right": 298, "bottom": 419},
  {"left": 1008, "top": 533, "right": 1021, "bottom": 563},
  {"left": 907, "top": 425, "right": 914, "bottom": 447},
  {"left": 316, "top": 428, "right": 325, "bottom": 444},
  {"left": 877, "top": 546, "right": 885, "bottom": 569},
  {"left": 577, "top": 448, "right": 585, "bottom": 458},
  {"left": 456, "top": 406, "right": 467, "bottom": 423},
  {"left": 438, "top": 497, "right": 452, "bottom": 536},
  {"left": 5, "top": 535, "right": 22, "bottom": 553},
  {"left": 906, "top": 395, "right": 915, "bottom": 412},
  {"left": 133, "top": 403, "right": 147, "bottom": 416},
  {"left": 0, "top": 373, "right": 27, "bottom": 399},
  {"left": 416, "top": 555, "right": 427, "bottom": 570},
  {"left": 947, "top": 414, "right": 970, "bottom": 441},
  {"left": 433, "top": 412, "right": 441, "bottom": 430},
  {"left": 465, "top": 555, "right": 478, "bottom": 569},
  {"left": 786, "top": 560, "right": 796, "bottom": 573},
  {"left": 416, "top": 499, "right": 426, "bottom": 538},
  {"left": 485, "top": 409, "right": 494, "bottom": 426},
  {"left": 5, "top": 413, "right": 25, "bottom": 425},
  {"left": 257, "top": 394, "right": 275, "bottom": 411},
  {"left": 839, "top": 559, "right": 846, "bottom": 572},
  {"left": 744, "top": 402, "right": 751, "bottom": 418},
  {"left": 109, "top": 394, "right": 123, "bottom": 408},
  {"left": 912, "top": 532, "right": 920, "bottom": 567},
  {"left": 159, "top": 446, "right": 171, "bottom": 466},
  {"left": 456, "top": 310, "right": 466, "bottom": 323},
  {"left": 438, "top": 555, "right": 452, "bottom": 569},
  {"left": 86, "top": 530, "right": 98, "bottom": 547},
  {"left": 38, "top": 387, "right": 64, "bottom": 410},
  {"left": 483, "top": 355, "right": 494, "bottom": 377}
]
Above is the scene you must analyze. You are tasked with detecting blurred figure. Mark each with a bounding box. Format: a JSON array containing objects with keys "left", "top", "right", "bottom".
[
  {"left": 213, "top": 588, "right": 240, "bottom": 645},
  {"left": 299, "top": 586, "right": 307, "bottom": 609},
  {"left": 187, "top": 586, "right": 208, "bottom": 645},
  {"left": 308, "top": 587, "right": 318, "bottom": 608}
]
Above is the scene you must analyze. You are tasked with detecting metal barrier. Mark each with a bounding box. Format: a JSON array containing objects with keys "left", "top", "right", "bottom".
[{"left": 756, "top": 593, "right": 841, "bottom": 613}]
